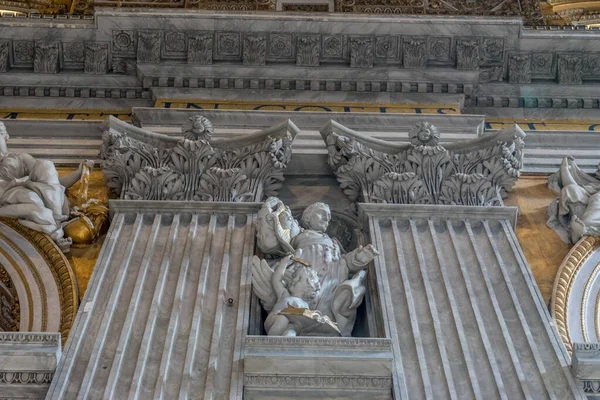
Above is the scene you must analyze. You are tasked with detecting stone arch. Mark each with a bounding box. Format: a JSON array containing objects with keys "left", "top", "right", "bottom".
[{"left": 0, "top": 218, "right": 78, "bottom": 345}]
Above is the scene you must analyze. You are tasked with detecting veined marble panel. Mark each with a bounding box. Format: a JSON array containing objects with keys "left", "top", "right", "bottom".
[
  {"left": 46, "top": 200, "right": 260, "bottom": 400},
  {"left": 360, "top": 204, "right": 585, "bottom": 399}
]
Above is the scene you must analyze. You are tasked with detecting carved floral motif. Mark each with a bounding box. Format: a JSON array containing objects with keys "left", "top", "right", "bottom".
[
  {"left": 188, "top": 33, "right": 213, "bottom": 64},
  {"left": 269, "top": 34, "right": 293, "bottom": 59},
  {"left": 558, "top": 54, "right": 583, "bottom": 85},
  {"left": 456, "top": 39, "right": 480, "bottom": 70},
  {"left": 243, "top": 35, "right": 267, "bottom": 66},
  {"left": 100, "top": 115, "right": 298, "bottom": 202},
  {"left": 350, "top": 37, "right": 374, "bottom": 68},
  {"left": 33, "top": 42, "right": 59, "bottom": 74},
  {"left": 137, "top": 31, "right": 161, "bottom": 63},
  {"left": 296, "top": 35, "right": 320, "bottom": 67},
  {"left": 403, "top": 38, "right": 426, "bottom": 69},
  {"left": 84, "top": 44, "right": 108, "bottom": 74},
  {"left": 0, "top": 41, "right": 9, "bottom": 72},
  {"left": 323, "top": 35, "right": 343, "bottom": 58},
  {"left": 508, "top": 53, "right": 531, "bottom": 84},
  {"left": 321, "top": 120, "right": 525, "bottom": 205}
]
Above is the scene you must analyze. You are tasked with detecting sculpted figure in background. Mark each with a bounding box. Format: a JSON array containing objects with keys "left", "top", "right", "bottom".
[
  {"left": 547, "top": 156, "right": 600, "bottom": 244},
  {"left": 0, "top": 122, "right": 102, "bottom": 252},
  {"left": 253, "top": 197, "right": 378, "bottom": 336}
]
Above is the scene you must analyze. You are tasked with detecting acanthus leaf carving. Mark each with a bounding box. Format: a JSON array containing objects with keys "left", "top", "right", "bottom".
[
  {"left": 321, "top": 120, "right": 525, "bottom": 206},
  {"left": 137, "top": 30, "right": 161, "bottom": 64},
  {"left": 456, "top": 39, "right": 479, "bottom": 70},
  {"left": 243, "top": 35, "right": 267, "bottom": 66},
  {"left": 558, "top": 54, "right": 583, "bottom": 85},
  {"left": 33, "top": 42, "right": 59, "bottom": 74},
  {"left": 350, "top": 37, "right": 374, "bottom": 68},
  {"left": 296, "top": 35, "right": 320, "bottom": 67},
  {"left": 403, "top": 37, "right": 427, "bottom": 69},
  {"left": 100, "top": 115, "right": 299, "bottom": 202},
  {"left": 0, "top": 41, "right": 9, "bottom": 72},
  {"left": 508, "top": 53, "right": 532, "bottom": 84},
  {"left": 188, "top": 33, "right": 213, "bottom": 64},
  {"left": 84, "top": 43, "right": 108, "bottom": 74}
]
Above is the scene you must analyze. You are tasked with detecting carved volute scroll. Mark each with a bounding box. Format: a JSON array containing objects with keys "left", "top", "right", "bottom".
[
  {"left": 100, "top": 115, "right": 299, "bottom": 202},
  {"left": 321, "top": 120, "right": 525, "bottom": 206}
]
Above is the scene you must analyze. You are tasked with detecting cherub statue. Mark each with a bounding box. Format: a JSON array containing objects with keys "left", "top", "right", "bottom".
[
  {"left": 252, "top": 254, "right": 322, "bottom": 336},
  {"left": 253, "top": 197, "right": 379, "bottom": 337}
]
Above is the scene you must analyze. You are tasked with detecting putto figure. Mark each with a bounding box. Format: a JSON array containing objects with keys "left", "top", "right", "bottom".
[
  {"left": 547, "top": 156, "right": 600, "bottom": 244},
  {"left": 252, "top": 197, "right": 378, "bottom": 336}
]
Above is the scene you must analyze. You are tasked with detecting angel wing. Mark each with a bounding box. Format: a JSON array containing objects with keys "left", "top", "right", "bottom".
[{"left": 251, "top": 255, "right": 277, "bottom": 312}]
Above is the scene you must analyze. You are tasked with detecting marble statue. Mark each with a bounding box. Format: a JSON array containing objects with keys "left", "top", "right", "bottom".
[
  {"left": 252, "top": 197, "right": 378, "bottom": 336},
  {"left": 547, "top": 156, "right": 600, "bottom": 244},
  {"left": 0, "top": 122, "right": 97, "bottom": 252}
]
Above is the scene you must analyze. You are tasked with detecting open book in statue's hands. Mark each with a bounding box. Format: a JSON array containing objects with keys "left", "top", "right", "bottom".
[{"left": 279, "top": 305, "right": 341, "bottom": 337}]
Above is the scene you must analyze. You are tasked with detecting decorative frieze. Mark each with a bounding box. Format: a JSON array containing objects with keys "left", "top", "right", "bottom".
[
  {"left": 374, "top": 36, "right": 398, "bottom": 60},
  {"left": 112, "top": 30, "right": 136, "bottom": 55},
  {"left": 296, "top": 35, "right": 320, "bottom": 67},
  {"left": 350, "top": 37, "right": 374, "bottom": 68},
  {"left": 427, "top": 36, "right": 451, "bottom": 63},
  {"left": 322, "top": 35, "right": 344, "bottom": 59},
  {"left": 187, "top": 32, "right": 213, "bottom": 64},
  {"left": 243, "top": 34, "right": 267, "bottom": 66},
  {"left": 12, "top": 40, "right": 34, "bottom": 66},
  {"left": 480, "top": 37, "right": 504, "bottom": 65},
  {"left": 215, "top": 31, "right": 241, "bottom": 59},
  {"left": 456, "top": 38, "right": 480, "bottom": 70},
  {"left": 137, "top": 30, "right": 161, "bottom": 63},
  {"left": 268, "top": 33, "right": 293, "bottom": 60},
  {"left": 0, "top": 40, "right": 8, "bottom": 72},
  {"left": 33, "top": 42, "right": 59, "bottom": 74},
  {"left": 508, "top": 53, "right": 531, "bottom": 84},
  {"left": 558, "top": 54, "right": 583, "bottom": 85},
  {"left": 63, "top": 42, "right": 85, "bottom": 66},
  {"left": 84, "top": 43, "right": 108, "bottom": 74},
  {"left": 531, "top": 52, "right": 555, "bottom": 79},
  {"left": 403, "top": 37, "right": 427, "bottom": 69},
  {"left": 582, "top": 53, "right": 600, "bottom": 79}
]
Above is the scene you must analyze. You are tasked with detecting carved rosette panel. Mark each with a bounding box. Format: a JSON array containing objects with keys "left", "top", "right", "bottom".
[
  {"left": 100, "top": 116, "right": 299, "bottom": 202},
  {"left": 84, "top": 43, "right": 108, "bottom": 75},
  {"left": 402, "top": 37, "right": 426, "bottom": 69},
  {"left": 243, "top": 35, "right": 267, "bottom": 66},
  {"left": 296, "top": 35, "right": 320, "bottom": 67},
  {"left": 321, "top": 120, "right": 525, "bottom": 205},
  {"left": 508, "top": 53, "right": 532, "bottom": 84},
  {"left": 188, "top": 33, "right": 213, "bottom": 64},
  {"left": 456, "top": 39, "right": 480, "bottom": 70},
  {"left": 33, "top": 42, "right": 59, "bottom": 74},
  {"left": 350, "top": 37, "right": 374, "bottom": 68},
  {"left": 137, "top": 31, "right": 161, "bottom": 63},
  {"left": 558, "top": 54, "right": 583, "bottom": 85},
  {"left": 0, "top": 41, "right": 9, "bottom": 73}
]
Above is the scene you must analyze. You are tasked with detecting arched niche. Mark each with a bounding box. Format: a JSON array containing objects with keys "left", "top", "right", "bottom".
[
  {"left": 0, "top": 218, "right": 78, "bottom": 345},
  {"left": 552, "top": 236, "right": 600, "bottom": 353}
]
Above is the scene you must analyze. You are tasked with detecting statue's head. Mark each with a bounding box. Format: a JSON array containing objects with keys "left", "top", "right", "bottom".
[
  {"left": 284, "top": 259, "right": 321, "bottom": 301},
  {"left": 256, "top": 197, "right": 300, "bottom": 255},
  {"left": 301, "top": 202, "right": 330, "bottom": 233},
  {"left": 0, "top": 153, "right": 25, "bottom": 181},
  {"left": 182, "top": 115, "right": 213, "bottom": 142}
]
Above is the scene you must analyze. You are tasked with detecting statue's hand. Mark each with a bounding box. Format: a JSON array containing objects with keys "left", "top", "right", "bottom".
[
  {"left": 354, "top": 244, "right": 379, "bottom": 265},
  {"left": 79, "top": 160, "right": 94, "bottom": 172}
]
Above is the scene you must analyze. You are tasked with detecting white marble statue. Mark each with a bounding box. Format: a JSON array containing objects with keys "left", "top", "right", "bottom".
[
  {"left": 0, "top": 122, "right": 94, "bottom": 252},
  {"left": 547, "top": 156, "right": 600, "bottom": 244},
  {"left": 253, "top": 197, "right": 378, "bottom": 336}
]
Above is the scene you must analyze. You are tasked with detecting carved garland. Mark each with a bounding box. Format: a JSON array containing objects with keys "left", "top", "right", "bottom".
[
  {"left": 551, "top": 236, "right": 600, "bottom": 354},
  {"left": 0, "top": 218, "right": 78, "bottom": 345}
]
